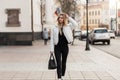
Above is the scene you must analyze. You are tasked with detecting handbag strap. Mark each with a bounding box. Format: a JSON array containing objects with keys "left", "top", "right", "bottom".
[{"left": 50, "top": 53, "right": 55, "bottom": 60}]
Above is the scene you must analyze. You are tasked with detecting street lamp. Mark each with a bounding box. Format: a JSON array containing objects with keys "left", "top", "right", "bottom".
[
  {"left": 71, "top": 0, "right": 76, "bottom": 45},
  {"left": 111, "top": 18, "right": 113, "bottom": 30},
  {"left": 85, "top": 0, "right": 90, "bottom": 51}
]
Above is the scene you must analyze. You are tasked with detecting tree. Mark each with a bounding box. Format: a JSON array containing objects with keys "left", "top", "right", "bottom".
[{"left": 58, "top": 0, "right": 77, "bottom": 15}]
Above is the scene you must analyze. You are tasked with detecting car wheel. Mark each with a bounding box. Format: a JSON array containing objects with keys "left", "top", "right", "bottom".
[
  {"left": 91, "top": 41, "right": 94, "bottom": 45},
  {"left": 80, "top": 37, "right": 83, "bottom": 40},
  {"left": 89, "top": 40, "right": 91, "bottom": 44},
  {"left": 107, "top": 40, "right": 110, "bottom": 45},
  {"left": 103, "top": 42, "right": 105, "bottom": 44}
]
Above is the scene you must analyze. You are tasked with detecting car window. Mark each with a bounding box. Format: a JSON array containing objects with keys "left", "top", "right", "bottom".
[{"left": 94, "top": 29, "right": 108, "bottom": 33}]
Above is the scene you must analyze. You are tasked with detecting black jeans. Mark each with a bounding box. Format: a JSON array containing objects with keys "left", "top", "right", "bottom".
[
  {"left": 54, "top": 45, "right": 69, "bottom": 78},
  {"left": 44, "top": 39, "right": 48, "bottom": 45}
]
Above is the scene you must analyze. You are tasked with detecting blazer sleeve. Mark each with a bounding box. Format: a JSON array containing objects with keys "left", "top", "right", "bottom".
[
  {"left": 50, "top": 27, "right": 54, "bottom": 52},
  {"left": 68, "top": 17, "right": 78, "bottom": 30}
]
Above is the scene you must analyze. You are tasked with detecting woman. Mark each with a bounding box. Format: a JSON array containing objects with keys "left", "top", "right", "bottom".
[
  {"left": 43, "top": 28, "right": 49, "bottom": 45},
  {"left": 50, "top": 13, "right": 78, "bottom": 80}
]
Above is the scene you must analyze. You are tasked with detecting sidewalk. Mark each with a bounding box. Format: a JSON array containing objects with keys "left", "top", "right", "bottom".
[{"left": 0, "top": 39, "right": 120, "bottom": 80}]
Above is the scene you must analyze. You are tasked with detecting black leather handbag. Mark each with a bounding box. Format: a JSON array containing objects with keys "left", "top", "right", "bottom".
[{"left": 48, "top": 53, "right": 57, "bottom": 70}]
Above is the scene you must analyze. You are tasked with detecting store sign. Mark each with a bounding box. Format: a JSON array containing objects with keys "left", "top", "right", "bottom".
[{"left": 118, "top": 9, "right": 120, "bottom": 17}]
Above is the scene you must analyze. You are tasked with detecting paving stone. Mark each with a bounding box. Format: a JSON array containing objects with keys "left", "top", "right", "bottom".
[
  {"left": 0, "top": 40, "right": 119, "bottom": 80},
  {"left": 27, "top": 71, "right": 42, "bottom": 79},
  {"left": 41, "top": 71, "right": 56, "bottom": 80},
  {"left": 81, "top": 71, "right": 99, "bottom": 80},
  {"left": 12, "top": 72, "right": 29, "bottom": 80},
  {"left": 69, "top": 71, "right": 84, "bottom": 79},
  {"left": 0, "top": 71, "right": 15, "bottom": 80},
  {"left": 100, "top": 76, "right": 116, "bottom": 80}
]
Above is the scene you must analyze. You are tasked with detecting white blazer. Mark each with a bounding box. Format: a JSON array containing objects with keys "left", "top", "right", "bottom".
[{"left": 50, "top": 17, "right": 78, "bottom": 52}]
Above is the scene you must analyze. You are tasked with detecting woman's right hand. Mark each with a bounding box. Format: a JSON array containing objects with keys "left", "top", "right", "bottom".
[{"left": 65, "top": 14, "right": 69, "bottom": 19}]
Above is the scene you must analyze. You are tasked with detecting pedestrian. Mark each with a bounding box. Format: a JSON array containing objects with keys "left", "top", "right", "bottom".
[
  {"left": 50, "top": 13, "right": 78, "bottom": 80},
  {"left": 43, "top": 28, "right": 49, "bottom": 45}
]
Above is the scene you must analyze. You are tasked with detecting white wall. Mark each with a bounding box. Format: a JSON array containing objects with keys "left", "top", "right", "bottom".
[
  {"left": 0, "top": 0, "right": 31, "bottom": 32},
  {"left": 33, "top": 0, "right": 41, "bottom": 32},
  {"left": 45, "top": 0, "right": 54, "bottom": 24}
]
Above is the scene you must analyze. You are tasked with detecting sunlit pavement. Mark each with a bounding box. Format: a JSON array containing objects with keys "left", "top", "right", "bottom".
[{"left": 0, "top": 39, "right": 120, "bottom": 80}]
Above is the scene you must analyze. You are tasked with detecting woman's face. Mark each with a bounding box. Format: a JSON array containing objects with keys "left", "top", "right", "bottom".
[{"left": 58, "top": 15, "right": 64, "bottom": 24}]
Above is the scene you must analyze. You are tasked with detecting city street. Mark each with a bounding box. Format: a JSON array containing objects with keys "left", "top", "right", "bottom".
[
  {"left": 1, "top": 0, "right": 120, "bottom": 80},
  {"left": 91, "top": 37, "right": 120, "bottom": 59},
  {"left": 0, "top": 39, "right": 120, "bottom": 80}
]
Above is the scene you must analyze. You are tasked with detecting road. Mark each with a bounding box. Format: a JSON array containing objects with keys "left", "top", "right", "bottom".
[{"left": 90, "top": 37, "right": 120, "bottom": 59}]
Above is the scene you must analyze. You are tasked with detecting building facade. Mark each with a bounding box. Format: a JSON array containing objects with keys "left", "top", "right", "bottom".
[
  {"left": 0, "top": 0, "right": 43, "bottom": 45},
  {"left": 80, "top": 0, "right": 110, "bottom": 30},
  {"left": 117, "top": 0, "right": 120, "bottom": 35},
  {"left": 109, "top": 0, "right": 120, "bottom": 35}
]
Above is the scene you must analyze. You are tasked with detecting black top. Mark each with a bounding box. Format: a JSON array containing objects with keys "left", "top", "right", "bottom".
[{"left": 55, "top": 28, "right": 68, "bottom": 48}]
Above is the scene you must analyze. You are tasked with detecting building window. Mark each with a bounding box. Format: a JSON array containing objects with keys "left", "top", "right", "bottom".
[
  {"left": 83, "top": 20, "right": 86, "bottom": 24},
  {"left": 95, "top": 11, "right": 97, "bottom": 15},
  {"left": 98, "top": 19, "right": 100, "bottom": 24},
  {"left": 92, "top": 11, "right": 94, "bottom": 16},
  {"left": 98, "top": 11, "right": 100, "bottom": 15},
  {"left": 92, "top": 19, "right": 94, "bottom": 24},
  {"left": 89, "top": 19, "right": 91, "bottom": 24},
  {"left": 89, "top": 11, "right": 91, "bottom": 16},
  {"left": 95, "top": 19, "right": 97, "bottom": 24},
  {"left": 6, "top": 9, "right": 21, "bottom": 27}
]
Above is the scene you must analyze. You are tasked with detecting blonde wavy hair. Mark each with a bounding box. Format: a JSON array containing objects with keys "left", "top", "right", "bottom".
[
  {"left": 57, "top": 13, "right": 69, "bottom": 35},
  {"left": 57, "top": 13, "right": 68, "bottom": 26}
]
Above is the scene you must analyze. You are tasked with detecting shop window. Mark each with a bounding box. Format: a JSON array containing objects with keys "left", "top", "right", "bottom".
[{"left": 6, "top": 9, "right": 21, "bottom": 27}]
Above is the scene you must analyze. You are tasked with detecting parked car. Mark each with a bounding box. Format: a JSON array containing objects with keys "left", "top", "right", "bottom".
[
  {"left": 74, "top": 30, "right": 81, "bottom": 39},
  {"left": 80, "top": 30, "right": 90, "bottom": 40},
  {"left": 108, "top": 30, "right": 115, "bottom": 39},
  {"left": 88, "top": 28, "right": 110, "bottom": 45}
]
